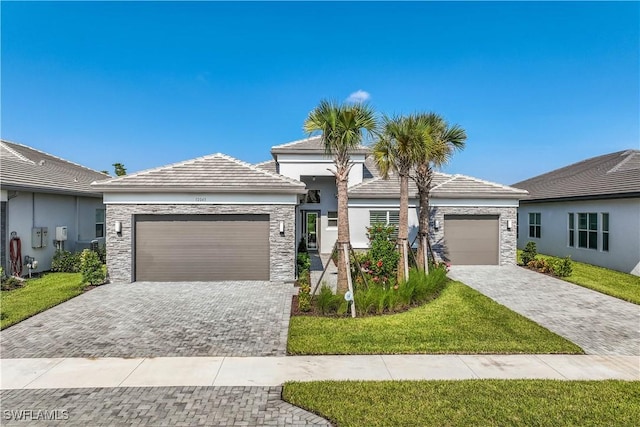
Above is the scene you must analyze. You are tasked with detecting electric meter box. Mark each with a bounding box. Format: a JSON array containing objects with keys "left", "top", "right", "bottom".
[
  {"left": 32, "top": 227, "right": 43, "bottom": 248},
  {"left": 41, "top": 227, "right": 48, "bottom": 247},
  {"left": 56, "top": 226, "right": 68, "bottom": 241}
]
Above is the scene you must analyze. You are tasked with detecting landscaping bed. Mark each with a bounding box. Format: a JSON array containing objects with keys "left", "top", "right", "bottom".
[
  {"left": 287, "top": 280, "right": 582, "bottom": 355},
  {"left": 283, "top": 380, "right": 640, "bottom": 427}
]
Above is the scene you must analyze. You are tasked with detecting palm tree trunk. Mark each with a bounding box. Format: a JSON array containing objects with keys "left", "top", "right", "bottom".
[
  {"left": 336, "top": 172, "right": 350, "bottom": 294},
  {"left": 417, "top": 188, "right": 430, "bottom": 273},
  {"left": 398, "top": 173, "right": 409, "bottom": 282}
]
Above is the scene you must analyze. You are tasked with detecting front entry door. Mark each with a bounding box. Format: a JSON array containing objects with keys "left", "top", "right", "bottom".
[{"left": 305, "top": 211, "right": 319, "bottom": 251}]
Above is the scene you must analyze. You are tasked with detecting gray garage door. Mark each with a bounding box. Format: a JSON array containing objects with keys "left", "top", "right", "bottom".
[
  {"left": 135, "top": 214, "right": 269, "bottom": 281},
  {"left": 444, "top": 215, "right": 499, "bottom": 265}
]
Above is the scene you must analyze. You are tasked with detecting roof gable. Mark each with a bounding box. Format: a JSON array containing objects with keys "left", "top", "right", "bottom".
[
  {"left": 0, "top": 140, "right": 110, "bottom": 196},
  {"left": 271, "top": 135, "right": 370, "bottom": 155},
  {"left": 348, "top": 172, "right": 527, "bottom": 199},
  {"left": 92, "top": 153, "right": 307, "bottom": 194},
  {"left": 512, "top": 149, "right": 640, "bottom": 201}
]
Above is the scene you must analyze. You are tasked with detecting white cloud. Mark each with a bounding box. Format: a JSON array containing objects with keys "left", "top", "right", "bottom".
[{"left": 346, "top": 90, "right": 371, "bottom": 103}]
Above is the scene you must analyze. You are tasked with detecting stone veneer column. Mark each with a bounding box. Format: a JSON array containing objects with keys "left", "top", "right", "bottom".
[
  {"left": 106, "top": 204, "right": 296, "bottom": 283},
  {"left": 429, "top": 206, "right": 517, "bottom": 266}
]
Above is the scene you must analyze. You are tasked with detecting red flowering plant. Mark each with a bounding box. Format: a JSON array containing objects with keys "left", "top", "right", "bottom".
[{"left": 362, "top": 224, "right": 400, "bottom": 288}]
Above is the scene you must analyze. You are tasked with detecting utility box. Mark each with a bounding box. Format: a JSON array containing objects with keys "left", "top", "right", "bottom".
[
  {"left": 56, "top": 226, "right": 68, "bottom": 241},
  {"left": 32, "top": 227, "right": 43, "bottom": 248},
  {"left": 41, "top": 227, "right": 48, "bottom": 247}
]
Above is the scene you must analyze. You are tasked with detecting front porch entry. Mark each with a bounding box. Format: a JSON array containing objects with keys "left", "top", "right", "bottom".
[{"left": 302, "top": 210, "right": 320, "bottom": 251}]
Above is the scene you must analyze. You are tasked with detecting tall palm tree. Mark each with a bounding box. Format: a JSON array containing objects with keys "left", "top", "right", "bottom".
[
  {"left": 373, "top": 114, "right": 429, "bottom": 282},
  {"left": 303, "top": 100, "right": 377, "bottom": 293},
  {"left": 413, "top": 113, "right": 467, "bottom": 272}
]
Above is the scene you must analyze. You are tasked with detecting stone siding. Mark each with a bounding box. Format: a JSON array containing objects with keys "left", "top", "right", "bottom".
[
  {"left": 430, "top": 206, "right": 517, "bottom": 266},
  {"left": 106, "top": 204, "right": 296, "bottom": 283}
]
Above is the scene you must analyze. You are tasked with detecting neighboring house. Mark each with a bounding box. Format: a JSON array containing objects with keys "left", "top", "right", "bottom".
[
  {"left": 513, "top": 149, "right": 640, "bottom": 276},
  {"left": 93, "top": 136, "right": 527, "bottom": 283},
  {"left": 0, "top": 140, "right": 109, "bottom": 275}
]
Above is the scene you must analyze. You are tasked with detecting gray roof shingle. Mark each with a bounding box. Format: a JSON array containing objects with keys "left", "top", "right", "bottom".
[
  {"left": 512, "top": 149, "right": 640, "bottom": 201},
  {"left": 348, "top": 172, "right": 527, "bottom": 199},
  {"left": 0, "top": 140, "right": 110, "bottom": 196},
  {"left": 92, "top": 153, "right": 307, "bottom": 194},
  {"left": 271, "top": 135, "right": 370, "bottom": 155},
  {"left": 254, "top": 159, "right": 278, "bottom": 174}
]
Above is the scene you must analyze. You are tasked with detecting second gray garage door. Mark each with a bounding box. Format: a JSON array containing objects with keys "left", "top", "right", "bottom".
[
  {"left": 444, "top": 215, "right": 499, "bottom": 265},
  {"left": 135, "top": 214, "right": 270, "bottom": 281}
]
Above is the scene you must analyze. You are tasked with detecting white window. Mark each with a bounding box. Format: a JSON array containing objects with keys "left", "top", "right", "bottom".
[
  {"left": 602, "top": 213, "right": 609, "bottom": 252},
  {"left": 578, "top": 212, "right": 597, "bottom": 250},
  {"left": 369, "top": 210, "right": 399, "bottom": 239},
  {"left": 95, "top": 209, "right": 105, "bottom": 238},
  {"left": 528, "top": 212, "right": 541, "bottom": 238},
  {"left": 327, "top": 211, "right": 338, "bottom": 228},
  {"left": 568, "top": 213, "right": 575, "bottom": 247}
]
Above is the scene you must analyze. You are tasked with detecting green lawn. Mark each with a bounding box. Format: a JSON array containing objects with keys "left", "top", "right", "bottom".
[
  {"left": 1, "top": 273, "right": 85, "bottom": 329},
  {"left": 283, "top": 380, "right": 640, "bottom": 427},
  {"left": 518, "top": 250, "right": 640, "bottom": 304},
  {"left": 288, "top": 281, "right": 582, "bottom": 354}
]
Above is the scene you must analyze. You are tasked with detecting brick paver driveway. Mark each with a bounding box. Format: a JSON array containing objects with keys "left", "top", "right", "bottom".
[
  {"left": 449, "top": 265, "right": 640, "bottom": 356},
  {"left": 1, "top": 281, "right": 293, "bottom": 358},
  {"left": 0, "top": 386, "right": 329, "bottom": 426}
]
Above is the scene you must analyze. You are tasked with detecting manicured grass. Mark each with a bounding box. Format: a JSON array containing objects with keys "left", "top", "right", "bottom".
[
  {"left": 518, "top": 250, "right": 640, "bottom": 304},
  {"left": 1, "top": 273, "right": 85, "bottom": 329},
  {"left": 288, "top": 281, "right": 582, "bottom": 354},
  {"left": 283, "top": 380, "right": 640, "bottom": 427}
]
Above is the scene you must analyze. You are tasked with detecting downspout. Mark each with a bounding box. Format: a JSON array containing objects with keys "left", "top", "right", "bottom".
[
  {"left": 75, "top": 196, "right": 80, "bottom": 243},
  {"left": 32, "top": 193, "right": 36, "bottom": 227}
]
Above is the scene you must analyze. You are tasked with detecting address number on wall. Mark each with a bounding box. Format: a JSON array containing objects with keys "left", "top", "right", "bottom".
[{"left": 195, "top": 197, "right": 207, "bottom": 202}]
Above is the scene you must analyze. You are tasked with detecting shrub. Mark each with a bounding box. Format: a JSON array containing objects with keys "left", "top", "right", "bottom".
[
  {"left": 363, "top": 224, "right": 400, "bottom": 286},
  {"left": 297, "top": 238, "right": 308, "bottom": 254},
  {"left": 521, "top": 241, "right": 538, "bottom": 265},
  {"left": 527, "top": 258, "right": 554, "bottom": 274},
  {"left": 1, "top": 276, "right": 23, "bottom": 291},
  {"left": 316, "top": 285, "right": 340, "bottom": 315},
  {"left": 553, "top": 256, "right": 573, "bottom": 278},
  {"left": 80, "top": 249, "right": 106, "bottom": 285},
  {"left": 51, "top": 250, "right": 81, "bottom": 273},
  {"left": 298, "top": 282, "right": 312, "bottom": 312},
  {"left": 297, "top": 252, "right": 311, "bottom": 276}
]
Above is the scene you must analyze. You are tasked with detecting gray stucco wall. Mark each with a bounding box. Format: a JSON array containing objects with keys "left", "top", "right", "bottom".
[
  {"left": 106, "top": 204, "right": 296, "bottom": 283},
  {"left": 430, "top": 205, "right": 518, "bottom": 266}
]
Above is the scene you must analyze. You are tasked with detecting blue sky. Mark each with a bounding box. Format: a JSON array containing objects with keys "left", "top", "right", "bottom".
[{"left": 2, "top": 1, "right": 638, "bottom": 184}]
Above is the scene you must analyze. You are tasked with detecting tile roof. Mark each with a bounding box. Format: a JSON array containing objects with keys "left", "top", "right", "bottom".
[
  {"left": 0, "top": 140, "right": 109, "bottom": 196},
  {"left": 512, "top": 149, "right": 640, "bottom": 201},
  {"left": 271, "top": 135, "right": 370, "bottom": 155},
  {"left": 254, "top": 159, "right": 278, "bottom": 174},
  {"left": 348, "top": 172, "right": 527, "bottom": 199},
  {"left": 92, "top": 153, "right": 307, "bottom": 194}
]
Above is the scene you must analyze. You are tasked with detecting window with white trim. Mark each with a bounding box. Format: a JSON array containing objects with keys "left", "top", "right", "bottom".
[
  {"left": 95, "top": 209, "right": 105, "bottom": 238},
  {"left": 578, "top": 212, "right": 597, "bottom": 250},
  {"left": 369, "top": 210, "right": 399, "bottom": 239},
  {"left": 602, "top": 213, "right": 609, "bottom": 252},
  {"left": 327, "top": 211, "right": 338, "bottom": 228},
  {"left": 568, "top": 213, "right": 575, "bottom": 247},
  {"left": 528, "top": 212, "right": 541, "bottom": 238}
]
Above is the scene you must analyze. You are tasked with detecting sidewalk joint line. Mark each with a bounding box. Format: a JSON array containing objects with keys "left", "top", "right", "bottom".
[
  {"left": 21, "top": 357, "right": 68, "bottom": 389},
  {"left": 533, "top": 355, "right": 568, "bottom": 380},
  {"left": 117, "top": 358, "right": 147, "bottom": 387},
  {"left": 211, "top": 356, "right": 226, "bottom": 386},
  {"left": 457, "top": 355, "right": 480, "bottom": 379},
  {"left": 379, "top": 355, "right": 394, "bottom": 380}
]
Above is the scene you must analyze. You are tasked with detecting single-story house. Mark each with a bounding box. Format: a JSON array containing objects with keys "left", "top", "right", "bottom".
[
  {"left": 94, "top": 136, "right": 527, "bottom": 283},
  {"left": 513, "top": 149, "right": 640, "bottom": 276},
  {"left": 0, "top": 140, "right": 109, "bottom": 275}
]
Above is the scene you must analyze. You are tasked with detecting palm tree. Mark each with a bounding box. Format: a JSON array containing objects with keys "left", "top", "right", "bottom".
[
  {"left": 413, "top": 113, "right": 467, "bottom": 272},
  {"left": 373, "top": 114, "right": 430, "bottom": 282},
  {"left": 303, "top": 100, "right": 377, "bottom": 293}
]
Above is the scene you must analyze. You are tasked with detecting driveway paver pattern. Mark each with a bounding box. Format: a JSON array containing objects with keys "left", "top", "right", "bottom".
[
  {"left": 1, "top": 281, "right": 293, "bottom": 358},
  {"left": 449, "top": 265, "right": 640, "bottom": 356},
  {"left": 0, "top": 386, "right": 330, "bottom": 426}
]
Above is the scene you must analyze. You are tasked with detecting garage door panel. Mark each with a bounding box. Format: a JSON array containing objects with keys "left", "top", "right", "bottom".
[
  {"left": 135, "top": 215, "right": 269, "bottom": 281},
  {"left": 444, "top": 215, "right": 499, "bottom": 265}
]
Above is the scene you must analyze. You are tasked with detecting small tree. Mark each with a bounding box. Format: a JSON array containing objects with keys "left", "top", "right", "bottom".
[
  {"left": 521, "top": 241, "right": 538, "bottom": 266},
  {"left": 80, "top": 249, "right": 106, "bottom": 285}
]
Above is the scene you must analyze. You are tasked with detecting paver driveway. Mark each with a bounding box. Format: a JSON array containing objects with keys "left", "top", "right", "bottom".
[
  {"left": 1, "top": 281, "right": 293, "bottom": 358},
  {"left": 449, "top": 265, "right": 640, "bottom": 356}
]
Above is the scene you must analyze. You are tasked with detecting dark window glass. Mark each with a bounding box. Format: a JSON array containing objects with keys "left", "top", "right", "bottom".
[{"left": 578, "top": 230, "right": 587, "bottom": 248}]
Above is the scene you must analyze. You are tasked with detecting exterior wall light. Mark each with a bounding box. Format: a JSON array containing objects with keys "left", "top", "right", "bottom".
[
  {"left": 434, "top": 220, "right": 440, "bottom": 230},
  {"left": 115, "top": 221, "right": 122, "bottom": 234},
  {"left": 507, "top": 220, "right": 513, "bottom": 230},
  {"left": 279, "top": 220, "right": 285, "bottom": 234}
]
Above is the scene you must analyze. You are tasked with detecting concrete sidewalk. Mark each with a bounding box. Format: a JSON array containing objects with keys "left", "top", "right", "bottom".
[{"left": 2, "top": 355, "right": 638, "bottom": 389}]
